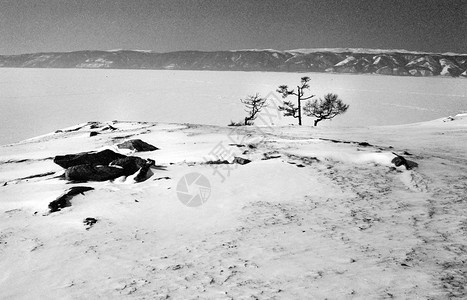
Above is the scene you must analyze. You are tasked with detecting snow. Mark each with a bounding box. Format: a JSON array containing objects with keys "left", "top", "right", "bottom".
[
  {"left": 288, "top": 48, "right": 467, "bottom": 56},
  {"left": 42, "top": 48, "right": 466, "bottom": 56},
  {"left": 107, "top": 49, "right": 155, "bottom": 53},
  {"left": 1, "top": 113, "right": 467, "bottom": 298},
  {"left": 334, "top": 56, "right": 357, "bottom": 67},
  {"left": 0, "top": 66, "right": 467, "bottom": 297},
  {"left": 231, "top": 49, "right": 282, "bottom": 53}
]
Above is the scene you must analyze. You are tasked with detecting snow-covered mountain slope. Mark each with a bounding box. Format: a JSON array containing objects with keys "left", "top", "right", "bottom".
[
  {"left": 1, "top": 48, "right": 466, "bottom": 77},
  {"left": 1, "top": 116, "right": 467, "bottom": 298}
]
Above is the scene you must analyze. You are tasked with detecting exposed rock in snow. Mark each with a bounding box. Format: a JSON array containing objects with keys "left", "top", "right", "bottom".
[
  {"left": 391, "top": 153, "right": 418, "bottom": 170},
  {"left": 48, "top": 186, "right": 94, "bottom": 212},
  {"left": 64, "top": 156, "right": 155, "bottom": 182},
  {"left": 65, "top": 164, "right": 126, "bottom": 182},
  {"left": 232, "top": 156, "right": 252, "bottom": 165},
  {"left": 83, "top": 217, "right": 98, "bottom": 230},
  {"left": 54, "top": 149, "right": 126, "bottom": 169},
  {"left": 117, "top": 139, "right": 159, "bottom": 152}
]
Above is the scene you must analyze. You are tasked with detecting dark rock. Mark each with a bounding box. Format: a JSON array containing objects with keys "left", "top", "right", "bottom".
[
  {"left": 110, "top": 157, "right": 149, "bottom": 176},
  {"left": 54, "top": 149, "right": 126, "bottom": 169},
  {"left": 16, "top": 171, "right": 55, "bottom": 181},
  {"left": 65, "top": 157, "right": 156, "bottom": 182},
  {"left": 102, "top": 125, "right": 117, "bottom": 131},
  {"left": 134, "top": 159, "right": 156, "bottom": 182},
  {"left": 55, "top": 130, "right": 63, "bottom": 133},
  {"left": 358, "top": 142, "right": 371, "bottom": 147},
  {"left": 286, "top": 154, "right": 319, "bottom": 165},
  {"left": 62, "top": 125, "right": 84, "bottom": 133},
  {"left": 262, "top": 152, "right": 281, "bottom": 160},
  {"left": 117, "top": 139, "right": 159, "bottom": 152},
  {"left": 233, "top": 157, "right": 252, "bottom": 165},
  {"left": 296, "top": 164, "right": 305, "bottom": 168},
  {"left": 89, "top": 122, "right": 101, "bottom": 129},
  {"left": 405, "top": 160, "right": 419, "bottom": 170},
  {"left": 205, "top": 160, "right": 230, "bottom": 165},
  {"left": 65, "top": 164, "right": 126, "bottom": 181},
  {"left": 5, "top": 158, "right": 29, "bottom": 163},
  {"left": 2, "top": 182, "right": 6, "bottom": 186},
  {"left": 391, "top": 154, "right": 418, "bottom": 170},
  {"left": 89, "top": 131, "right": 100, "bottom": 137},
  {"left": 55, "top": 148, "right": 158, "bottom": 182},
  {"left": 391, "top": 155, "right": 407, "bottom": 167},
  {"left": 48, "top": 186, "right": 94, "bottom": 213},
  {"left": 302, "top": 156, "right": 320, "bottom": 164},
  {"left": 83, "top": 217, "right": 98, "bottom": 230}
]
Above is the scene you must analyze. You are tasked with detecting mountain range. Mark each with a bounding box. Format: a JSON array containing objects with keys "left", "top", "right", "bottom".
[{"left": 1, "top": 48, "right": 466, "bottom": 77}]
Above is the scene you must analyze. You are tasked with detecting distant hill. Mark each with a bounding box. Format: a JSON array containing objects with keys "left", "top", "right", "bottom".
[{"left": 1, "top": 48, "right": 466, "bottom": 77}]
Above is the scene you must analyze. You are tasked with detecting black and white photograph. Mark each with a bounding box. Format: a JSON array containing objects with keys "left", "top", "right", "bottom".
[{"left": 0, "top": 0, "right": 466, "bottom": 298}]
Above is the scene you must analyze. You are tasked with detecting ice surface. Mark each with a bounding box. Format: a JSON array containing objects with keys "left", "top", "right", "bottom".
[{"left": 0, "top": 68, "right": 466, "bottom": 145}]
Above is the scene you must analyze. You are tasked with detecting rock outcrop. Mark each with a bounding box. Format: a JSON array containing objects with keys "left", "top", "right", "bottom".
[
  {"left": 117, "top": 139, "right": 159, "bottom": 152},
  {"left": 54, "top": 149, "right": 126, "bottom": 169},
  {"left": 391, "top": 154, "right": 418, "bottom": 170},
  {"left": 48, "top": 186, "right": 94, "bottom": 212},
  {"left": 65, "top": 164, "right": 126, "bottom": 182},
  {"left": 64, "top": 157, "right": 155, "bottom": 182},
  {"left": 55, "top": 149, "right": 155, "bottom": 182},
  {"left": 233, "top": 157, "right": 252, "bottom": 165}
]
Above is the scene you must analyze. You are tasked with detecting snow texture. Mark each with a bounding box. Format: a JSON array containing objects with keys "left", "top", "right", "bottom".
[{"left": 1, "top": 114, "right": 467, "bottom": 298}]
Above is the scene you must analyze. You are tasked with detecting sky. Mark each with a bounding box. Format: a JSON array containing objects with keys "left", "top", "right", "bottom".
[{"left": 0, "top": 0, "right": 466, "bottom": 55}]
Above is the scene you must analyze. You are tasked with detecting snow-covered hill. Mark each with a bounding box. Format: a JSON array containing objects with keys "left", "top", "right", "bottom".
[
  {"left": 1, "top": 48, "right": 466, "bottom": 77},
  {"left": 1, "top": 115, "right": 467, "bottom": 298}
]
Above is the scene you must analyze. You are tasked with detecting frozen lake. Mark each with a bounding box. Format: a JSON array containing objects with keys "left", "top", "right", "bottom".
[{"left": 1, "top": 68, "right": 466, "bottom": 145}]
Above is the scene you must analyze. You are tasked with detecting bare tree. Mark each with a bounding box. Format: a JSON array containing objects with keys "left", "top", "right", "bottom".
[
  {"left": 276, "top": 76, "right": 315, "bottom": 125},
  {"left": 303, "top": 93, "right": 349, "bottom": 126},
  {"left": 241, "top": 93, "right": 268, "bottom": 125}
]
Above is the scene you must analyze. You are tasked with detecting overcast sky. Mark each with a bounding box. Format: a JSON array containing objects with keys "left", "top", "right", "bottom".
[{"left": 1, "top": 0, "right": 466, "bottom": 55}]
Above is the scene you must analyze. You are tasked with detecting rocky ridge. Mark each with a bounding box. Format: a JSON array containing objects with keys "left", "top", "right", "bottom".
[{"left": 1, "top": 48, "right": 466, "bottom": 77}]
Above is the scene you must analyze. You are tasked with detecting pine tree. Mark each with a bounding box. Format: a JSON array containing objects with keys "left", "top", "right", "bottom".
[
  {"left": 241, "top": 93, "right": 268, "bottom": 125},
  {"left": 276, "top": 76, "right": 315, "bottom": 125},
  {"left": 303, "top": 93, "right": 349, "bottom": 126}
]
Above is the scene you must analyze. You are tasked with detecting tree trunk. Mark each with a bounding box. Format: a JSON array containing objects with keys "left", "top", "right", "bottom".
[
  {"left": 314, "top": 119, "right": 321, "bottom": 126},
  {"left": 297, "top": 92, "right": 302, "bottom": 126}
]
